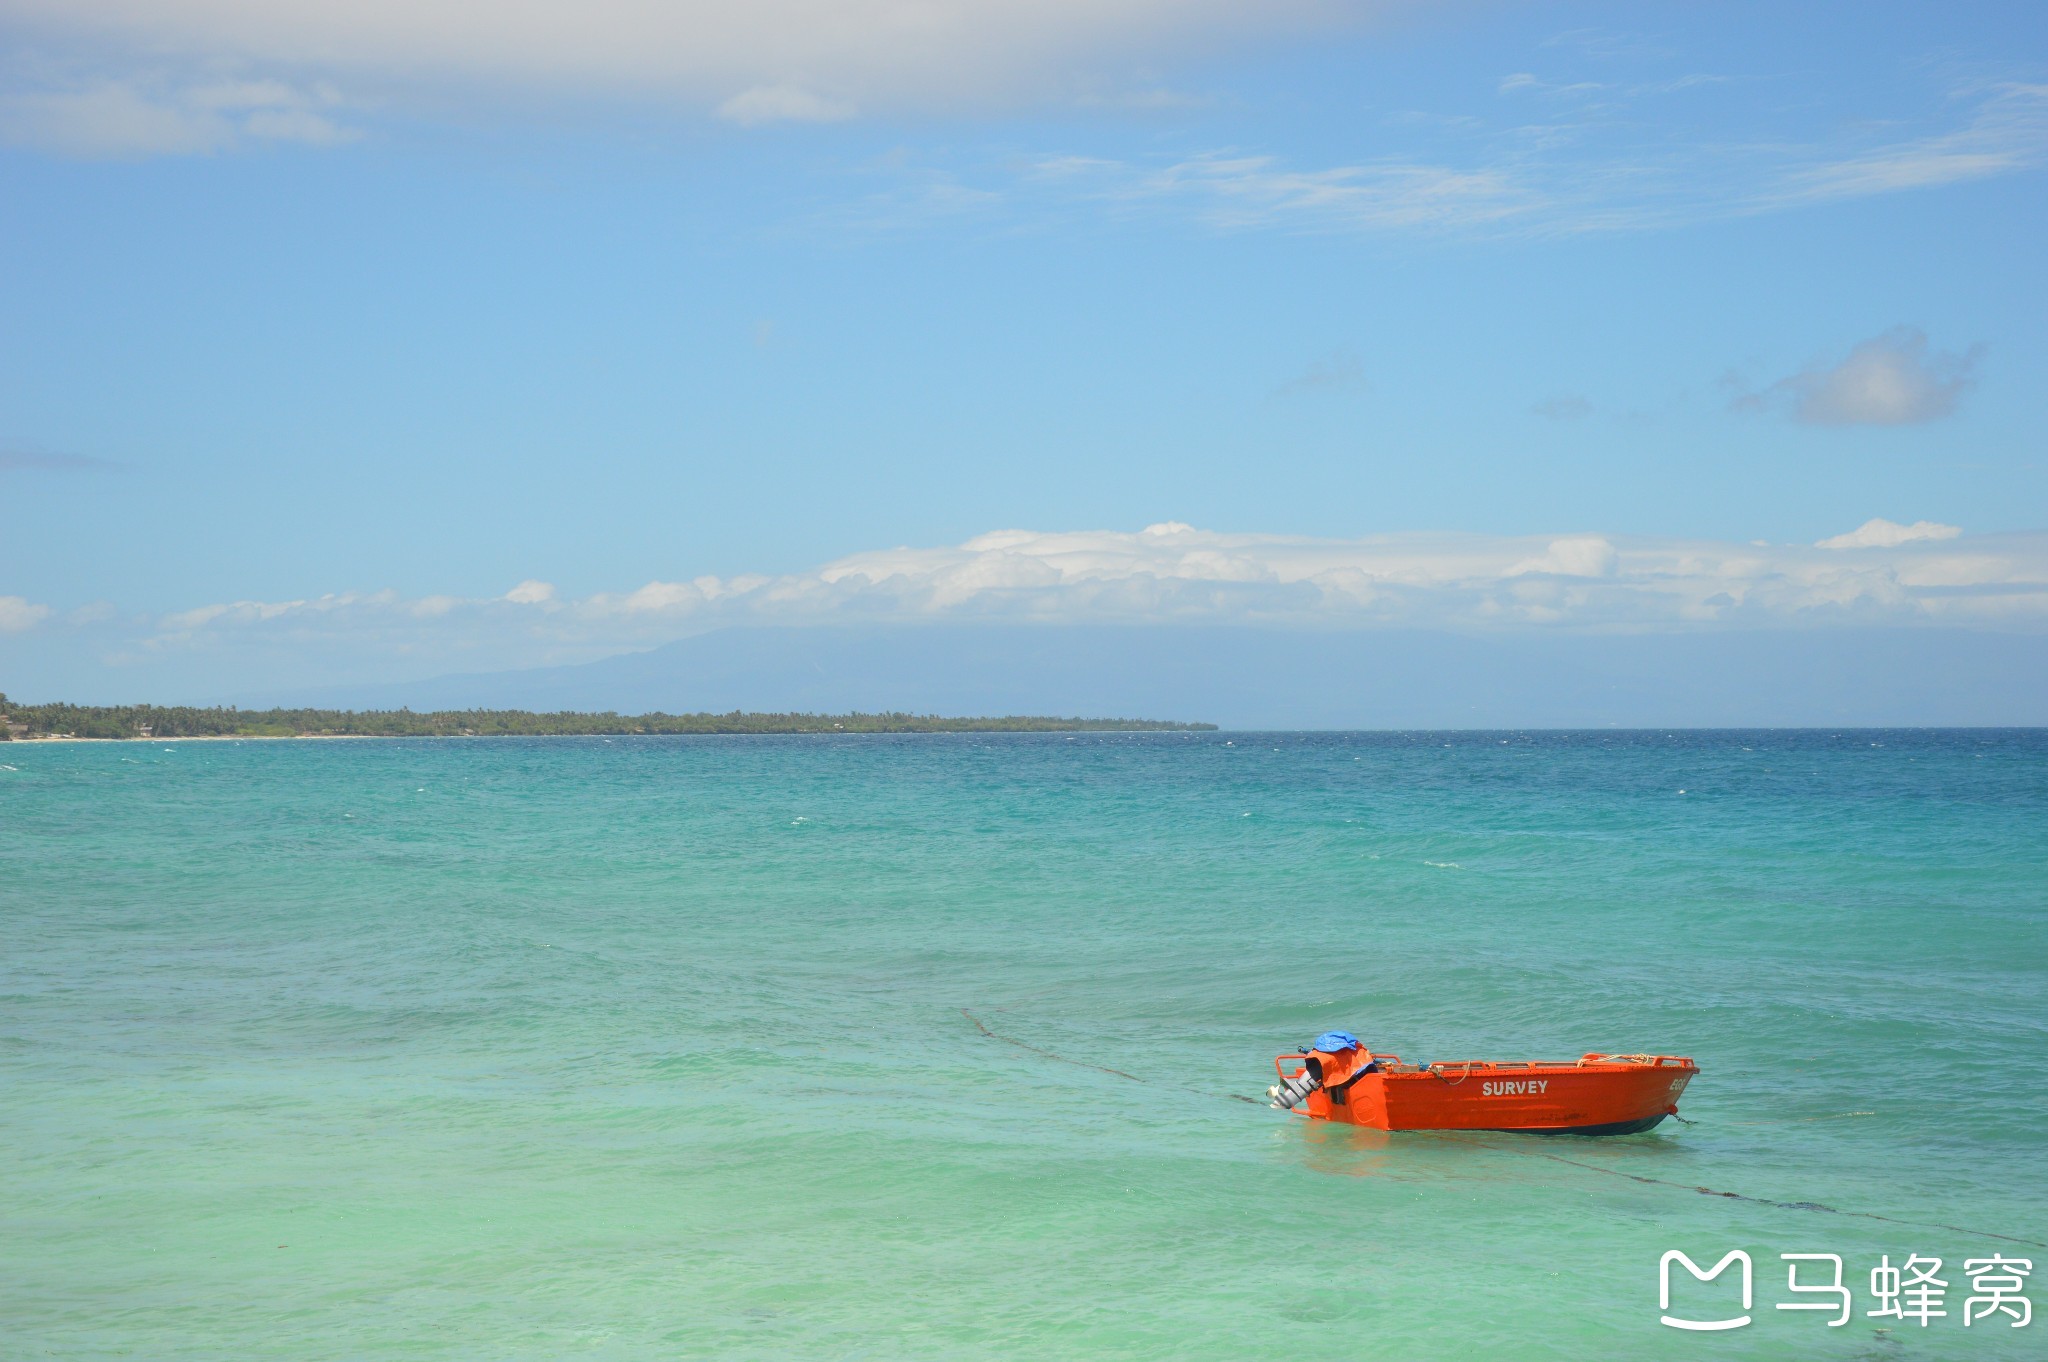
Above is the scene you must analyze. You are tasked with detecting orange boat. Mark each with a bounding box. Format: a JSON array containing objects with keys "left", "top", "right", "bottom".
[{"left": 1271, "top": 1032, "right": 1696, "bottom": 1136}]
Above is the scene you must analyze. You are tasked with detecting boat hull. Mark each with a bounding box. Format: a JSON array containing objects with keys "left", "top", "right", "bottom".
[{"left": 1287, "top": 1054, "right": 1696, "bottom": 1134}]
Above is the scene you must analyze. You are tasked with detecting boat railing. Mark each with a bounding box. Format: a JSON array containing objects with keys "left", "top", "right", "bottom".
[
  {"left": 1275, "top": 1052, "right": 1695, "bottom": 1080},
  {"left": 1415, "top": 1055, "right": 1696, "bottom": 1073},
  {"left": 1272, "top": 1052, "right": 1408, "bottom": 1082}
]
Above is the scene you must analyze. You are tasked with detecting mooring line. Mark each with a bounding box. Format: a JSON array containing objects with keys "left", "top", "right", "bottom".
[
  {"left": 1494, "top": 1142, "right": 2046, "bottom": 1249},
  {"left": 959, "top": 1008, "right": 1262, "bottom": 1103},
  {"left": 959, "top": 1008, "right": 2044, "bottom": 1247},
  {"left": 1725, "top": 1111, "right": 1876, "bottom": 1126},
  {"left": 961, "top": 1007, "right": 1148, "bottom": 1082}
]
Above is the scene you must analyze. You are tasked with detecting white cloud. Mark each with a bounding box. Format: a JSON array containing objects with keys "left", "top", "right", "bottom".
[
  {"left": 0, "top": 74, "right": 358, "bottom": 155},
  {"left": 159, "top": 597, "right": 311, "bottom": 631},
  {"left": 131, "top": 524, "right": 2048, "bottom": 676},
  {"left": 1817, "top": 518, "right": 1963, "bottom": 550},
  {"left": 1506, "top": 536, "right": 1617, "bottom": 578},
  {"left": 0, "top": 81, "right": 227, "bottom": 156},
  {"left": 0, "top": 1, "right": 1344, "bottom": 137},
  {"left": 717, "top": 85, "right": 855, "bottom": 127},
  {"left": 239, "top": 105, "right": 355, "bottom": 145},
  {"left": 1735, "top": 327, "right": 1982, "bottom": 426},
  {"left": 6, "top": 4, "right": 2041, "bottom": 255},
  {"left": 0, "top": 595, "right": 53, "bottom": 632}
]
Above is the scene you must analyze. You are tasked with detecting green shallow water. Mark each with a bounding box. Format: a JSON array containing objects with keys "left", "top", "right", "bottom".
[{"left": 3, "top": 730, "right": 2044, "bottom": 1359}]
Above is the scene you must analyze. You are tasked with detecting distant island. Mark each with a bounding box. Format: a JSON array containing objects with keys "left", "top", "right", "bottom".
[{"left": 0, "top": 695, "right": 1214, "bottom": 740}]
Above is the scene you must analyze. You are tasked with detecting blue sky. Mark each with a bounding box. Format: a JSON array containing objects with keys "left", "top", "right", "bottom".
[{"left": 2, "top": 1, "right": 2046, "bottom": 703}]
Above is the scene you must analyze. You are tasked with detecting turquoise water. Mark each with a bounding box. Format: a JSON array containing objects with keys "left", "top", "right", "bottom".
[{"left": 4, "top": 731, "right": 2044, "bottom": 1359}]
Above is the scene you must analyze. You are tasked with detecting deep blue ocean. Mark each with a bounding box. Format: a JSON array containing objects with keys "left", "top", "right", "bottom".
[{"left": 4, "top": 730, "right": 2044, "bottom": 1358}]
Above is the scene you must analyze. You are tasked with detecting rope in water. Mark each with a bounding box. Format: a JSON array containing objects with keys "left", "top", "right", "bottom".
[
  {"left": 960, "top": 1008, "right": 1261, "bottom": 1103},
  {"left": 1452, "top": 1138, "right": 2045, "bottom": 1248},
  {"left": 959, "top": 1009, "right": 2045, "bottom": 1249}
]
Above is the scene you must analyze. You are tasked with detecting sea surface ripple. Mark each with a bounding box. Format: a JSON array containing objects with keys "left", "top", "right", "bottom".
[{"left": 3, "top": 730, "right": 2044, "bottom": 1359}]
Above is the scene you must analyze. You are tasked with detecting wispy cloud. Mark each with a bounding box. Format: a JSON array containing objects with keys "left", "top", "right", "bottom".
[
  {"left": 1775, "top": 82, "right": 2048, "bottom": 204},
  {"left": 0, "top": 447, "right": 121, "bottom": 472},
  {"left": 1496, "top": 72, "right": 1604, "bottom": 98},
  {"left": 1273, "top": 350, "right": 1368, "bottom": 398},
  {"left": 1730, "top": 327, "right": 1983, "bottom": 426},
  {"left": 849, "top": 75, "right": 2048, "bottom": 241},
  {"left": 1530, "top": 395, "right": 1592, "bottom": 421},
  {"left": 0, "top": 74, "right": 358, "bottom": 156},
  {"left": 1071, "top": 86, "right": 1216, "bottom": 113},
  {"left": 1021, "top": 150, "right": 1534, "bottom": 232},
  {"left": 0, "top": 595, "right": 53, "bottom": 633},
  {"left": 1538, "top": 28, "right": 1677, "bottom": 63}
]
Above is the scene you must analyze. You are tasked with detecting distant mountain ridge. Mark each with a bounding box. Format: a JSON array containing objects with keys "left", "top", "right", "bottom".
[{"left": 261, "top": 624, "right": 2048, "bottom": 729}]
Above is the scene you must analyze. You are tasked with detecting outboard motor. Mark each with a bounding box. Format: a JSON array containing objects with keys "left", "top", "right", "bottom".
[
  {"left": 1268, "top": 1070, "right": 1321, "bottom": 1109},
  {"left": 1270, "top": 1030, "right": 1366, "bottom": 1109}
]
